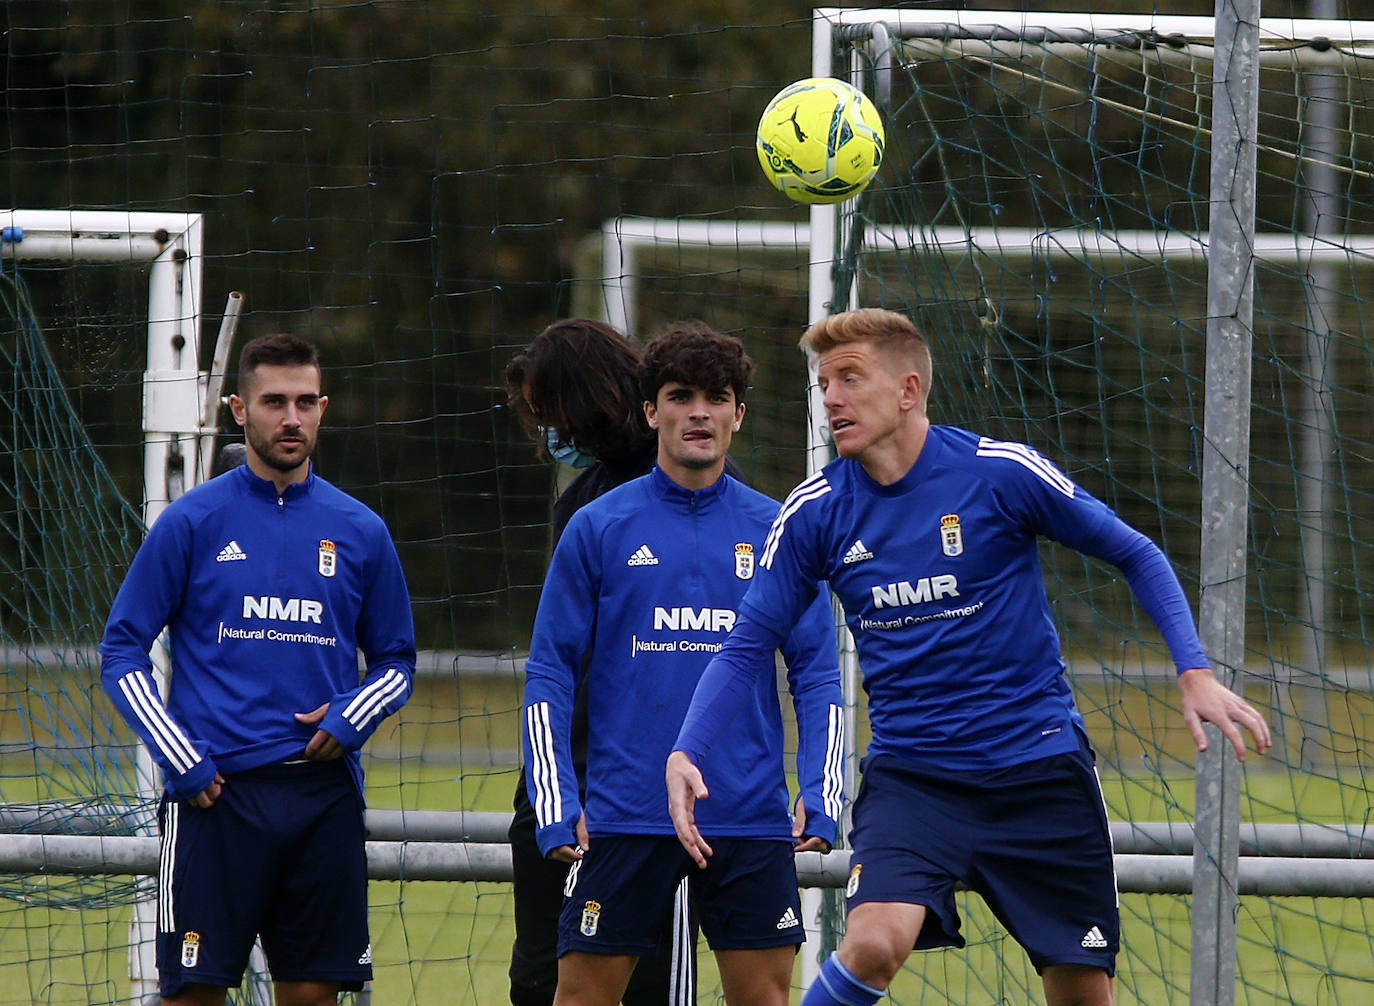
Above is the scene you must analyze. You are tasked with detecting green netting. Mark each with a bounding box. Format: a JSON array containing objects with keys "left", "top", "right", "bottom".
[
  {"left": 831, "top": 19, "right": 1374, "bottom": 1005},
  {"left": 3, "top": 7, "right": 1374, "bottom": 1005},
  {"left": 0, "top": 269, "right": 149, "bottom": 949}
]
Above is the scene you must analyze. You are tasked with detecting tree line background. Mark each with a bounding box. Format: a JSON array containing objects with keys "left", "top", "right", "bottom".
[{"left": 0, "top": 0, "right": 1340, "bottom": 649}]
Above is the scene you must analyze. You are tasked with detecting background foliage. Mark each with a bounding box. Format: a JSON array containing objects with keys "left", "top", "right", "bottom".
[{"left": 2, "top": 0, "right": 1331, "bottom": 649}]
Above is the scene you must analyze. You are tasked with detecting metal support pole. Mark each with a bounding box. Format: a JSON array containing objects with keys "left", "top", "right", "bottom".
[
  {"left": 1193, "top": 3, "right": 1261, "bottom": 1004},
  {"left": 1294, "top": 0, "right": 1340, "bottom": 770}
]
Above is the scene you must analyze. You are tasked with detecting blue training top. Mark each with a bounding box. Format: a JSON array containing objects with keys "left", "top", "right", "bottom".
[
  {"left": 676, "top": 425, "right": 1209, "bottom": 773},
  {"left": 100, "top": 463, "right": 417, "bottom": 800},
  {"left": 522, "top": 465, "right": 845, "bottom": 858}
]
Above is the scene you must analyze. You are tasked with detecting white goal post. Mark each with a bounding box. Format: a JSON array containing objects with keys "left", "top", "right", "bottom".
[{"left": 1, "top": 209, "right": 208, "bottom": 524}]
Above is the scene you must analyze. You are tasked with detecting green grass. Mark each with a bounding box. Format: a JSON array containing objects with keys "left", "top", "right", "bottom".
[{"left": 4, "top": 675, "right": 1373, "bottom": 1004}]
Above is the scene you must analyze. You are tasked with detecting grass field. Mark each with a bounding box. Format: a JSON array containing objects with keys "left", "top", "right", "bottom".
[{"left": 3, "top": 674, "right": 1372, "bottom": 1004}]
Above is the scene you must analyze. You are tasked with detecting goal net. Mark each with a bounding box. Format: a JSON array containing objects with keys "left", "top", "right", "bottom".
[
  {"left": 3, "top": 7, "right": 1374, "bottom": 1006},
  {"left": 0, "top": 210, "right": 222, "bottom": 1003},
  {"left": 809, "top": 8, "right": 1374, "bottom": 1004}
]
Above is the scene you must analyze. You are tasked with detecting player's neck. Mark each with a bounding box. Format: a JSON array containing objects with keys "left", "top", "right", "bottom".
[
  {"left": 857, "top": 416, "right": 929, "bottom": 486},
  {"left": 658, "top": 456, "right": 726, "bottom": 492},
  {"left": 246, "top": 453, "right": 312, "bottom": 495}
]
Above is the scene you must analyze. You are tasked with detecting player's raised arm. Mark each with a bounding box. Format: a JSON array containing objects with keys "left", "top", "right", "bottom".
[{"left": 1055, "top": 507, "right": 1272, "bottom": 759}]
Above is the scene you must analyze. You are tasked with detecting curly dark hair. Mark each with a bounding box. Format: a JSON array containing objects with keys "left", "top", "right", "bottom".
[
  {"left": 505, "top": 318, "right": 653, "bottom": 462},
  {"left": 639, "top": 320, "right": 755, "bottom": 405}
]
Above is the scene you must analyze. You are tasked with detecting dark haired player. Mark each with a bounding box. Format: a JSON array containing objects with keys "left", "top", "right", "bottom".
[
  {"left": 505, "top": 318, "right": 699, "bottom": 1006},
  {"left": 101, "top": 332, "right": 415, "bottom": 1006},
  {"left": 669, "top": 308, "right": 1270, "bottom": 1006},
  {"left": 523, "top": 321, "right": 844, "bottom": 1006}
]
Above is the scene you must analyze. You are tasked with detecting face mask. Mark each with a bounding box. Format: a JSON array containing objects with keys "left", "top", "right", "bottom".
[{"left": 544, "top": 427, "right": 597, "bottom": 469}]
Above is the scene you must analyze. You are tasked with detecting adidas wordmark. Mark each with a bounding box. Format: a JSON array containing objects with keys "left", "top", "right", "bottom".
[
  {"left": 216, "top": 540, "right": 248, "bottom": 563},
  {"left": 1081, "top": 925, "right": 1108, "bottom": 949},
  {"left": 842, "top": 539, "right": 874, "bottom": 564},
  {"left": 627, "top": 545, "right": 659, "bottom": 566}
]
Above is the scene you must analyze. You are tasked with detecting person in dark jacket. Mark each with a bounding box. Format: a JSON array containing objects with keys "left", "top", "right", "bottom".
[{"left": 504, "top": 318, "right": 695, "bottom": 1006}]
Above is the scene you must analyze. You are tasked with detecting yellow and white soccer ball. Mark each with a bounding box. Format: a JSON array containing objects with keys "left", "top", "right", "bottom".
[{"left": 756, "top": 77, "right": 885, "bottom": 204}]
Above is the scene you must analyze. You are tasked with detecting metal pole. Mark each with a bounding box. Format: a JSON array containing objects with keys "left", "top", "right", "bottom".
[
  {"left": 1294, "top": 0, "right": 1340, "bottom": 770},
  {"left": 1193, "top": 3, "right": 1261, "bottom": 1004}
]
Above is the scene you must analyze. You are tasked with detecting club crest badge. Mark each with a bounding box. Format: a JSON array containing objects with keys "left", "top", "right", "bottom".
[
  {"left": 180, "top": 931, "right": 201, "bottom": 968},
  {"left": 734, "top": 542, "right": 755, "bottom": 580},
  {"left": 318, "top": 539, "right": 337, "bottom": 577},
  {"left": 845, "top": 864, "right": 862, "bottom": 899},
  {"left": 940, "top": 514, "right": 964, "bottom": 557},
  {"left": 580, "top": 900, "right": 602, "bottom": 937}
]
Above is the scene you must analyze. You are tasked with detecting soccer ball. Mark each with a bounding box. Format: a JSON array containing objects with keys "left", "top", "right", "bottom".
[{"left": 755, "top": 77, "right": 885, "bottom": 204}]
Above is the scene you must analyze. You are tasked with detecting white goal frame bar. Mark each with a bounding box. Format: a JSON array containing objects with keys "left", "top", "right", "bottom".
[
  {"left": 0, "top": 209, "right": 208, "bottom": 527},
  {"left": 2, "top": 208, "right": 207, "bottom": 1004}
]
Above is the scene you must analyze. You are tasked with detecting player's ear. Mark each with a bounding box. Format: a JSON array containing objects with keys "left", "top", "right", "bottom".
[
  {"left": 899, "top": 372, "right": 923, "bottom": 412},
  {"left": 644, "top": 399, "right": 659, "bottom": 430},
  {"left": 318, "top": 395, "right": 330, "bottom": 420},
  {"left": 229, "top": 394, "right": 247, "bottom": 428},
  {"left": 732, "top": 401, "right": 745, "bottom": 432}
]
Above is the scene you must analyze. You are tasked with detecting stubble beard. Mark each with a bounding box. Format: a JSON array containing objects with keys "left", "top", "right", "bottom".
[{"left": 246, "top": 426, "right": 314, "bottom": 474}]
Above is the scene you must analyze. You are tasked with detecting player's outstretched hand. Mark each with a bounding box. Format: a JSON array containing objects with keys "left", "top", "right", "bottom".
[
  {"left": 296, "top": 702, "right": 344, "bottom": 761},
  {"left": 1178, "top": 667, "right": 1272, "bottom": 760},
  {"left": 792, "top": 796, "right": 833, "bottom": 854},
  {"left": 666, "top": 750, "right": 713, "bottom": 869}
]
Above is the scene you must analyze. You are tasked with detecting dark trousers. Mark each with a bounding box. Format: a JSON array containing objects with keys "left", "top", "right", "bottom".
[{"left": 508, "top": 807, "right": 698, "bottom": 1006}]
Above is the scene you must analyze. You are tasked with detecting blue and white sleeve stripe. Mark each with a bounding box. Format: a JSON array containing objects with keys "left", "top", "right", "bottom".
[
  {"left": 342, "top": 666, "right": 410, "bottom": 732},
  {"left": 823, "top": 702, "right": 846, "bottom": 823},
  {"left": 975, "top": 437, "right": 1076, "bottom": 498},
  {"left": 116, "top": 671, "right": 202, "bottom": 775},
  {"left": 524, "top": 700, "right": 563, "bottom": 828},
  {"left": 762, "top": 472, "right": 831, "bottom": 569}
]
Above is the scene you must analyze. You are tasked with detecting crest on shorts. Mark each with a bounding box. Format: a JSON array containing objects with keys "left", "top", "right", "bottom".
[
  {"left": 180, "top": 931, "right": 201, "bottom": 968},
  {"left": 845, "top": 864, "right": 862, "bottom": 899},
  {"left": 939, "top": 514, "right": 963, "bottom": 557},
  {"left": 734, "top": 542, "right": 755, "bottom": 580},
  {"left": 318, "top": 539, "right": 337, "bottom": 577},
  {"left": 580, "top": 900, "right": 602, "bottom": 937}
]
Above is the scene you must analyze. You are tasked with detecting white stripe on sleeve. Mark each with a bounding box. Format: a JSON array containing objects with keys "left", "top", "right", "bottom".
[
  {"left": 823, "top": 703, "right": 846, "bottom": 822},
  {"left": 342, "top": 667, "right": 410, "bottom": 731},
  {"left": 118, "top": 673, "right": 201, "bottom": 774},
  {"left": 761, "top": 473, "right": 831, "bottom": 569},
  {"left": 524, "top": 701, "right": 562, "bottom": 828},
  {"left": 975, "top": 437, "right": 1076, "bottom": 498}
]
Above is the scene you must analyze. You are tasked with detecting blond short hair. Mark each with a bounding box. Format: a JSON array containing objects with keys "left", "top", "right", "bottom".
[{"left": 800, "top": 308, "right": 932, "bottom": 394}]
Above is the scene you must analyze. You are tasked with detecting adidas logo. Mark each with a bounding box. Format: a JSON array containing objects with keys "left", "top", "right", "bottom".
[
  {"left": 842, "top": 539, "right": 874, "bottom": 564},
  {"left": 357, "top": 943, "right": 373, "bottom": 965},
  {"left": 776, "top": 907, "right": 800, "bottom": 930},
  {"left": 627, "top": 545, "right": 660, "bottom": 567},
  {"left": 1080, "top": 925, "right": 1108, "bottom": 949},
  {"left": 215, "top": 540, "right": 248, "bottom": 563}
]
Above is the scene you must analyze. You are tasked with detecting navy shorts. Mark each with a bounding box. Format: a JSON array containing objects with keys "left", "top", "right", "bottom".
[
  {"left": 558, "top": 835, "right": 803, "bottom": 957},
  {"left": 844, "top": 745, "right": 1119, "bottom": 975},
  {"left": 155, "top": 760, "right": 371, "bottom": 996}
]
